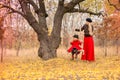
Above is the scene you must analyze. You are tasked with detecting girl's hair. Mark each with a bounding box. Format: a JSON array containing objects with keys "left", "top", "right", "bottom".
[{"left": 73, "top": 34, "right": 79, "bottom": 39}]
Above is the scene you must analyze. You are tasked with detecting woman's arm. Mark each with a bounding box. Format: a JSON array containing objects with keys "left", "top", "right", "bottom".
[
  {"left": 88, "top": 23, "right": 94, "bottom": 36},
  {"left": 81, "top": 25, "right": 85, "bottom": 31},
  {"left": 70, "top": 42, "right": 73, "bottom": 45}
]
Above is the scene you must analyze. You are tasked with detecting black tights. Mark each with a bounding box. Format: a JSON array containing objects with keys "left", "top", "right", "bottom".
[
  {"left": 71, "top": 48, "right": 79, "bottom": 60},
  {"left": 72, "top": 53, "right": 78, "bottom": 60}
]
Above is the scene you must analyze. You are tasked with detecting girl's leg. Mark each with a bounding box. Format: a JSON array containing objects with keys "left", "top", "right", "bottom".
[
  {"left": 75, "top": 54, "right": 78, "bottom": 59},
  {"left": 72, "top": 53, "right": 74, "bottom": 60},
  {"left": 72, "top": 54, "right": 74, "bottom": 60}
]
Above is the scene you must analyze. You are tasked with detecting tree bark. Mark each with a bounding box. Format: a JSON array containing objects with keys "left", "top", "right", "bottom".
[
  {"left": 0, "top": 39, "right": 3, "bottom": 62},
  {"left": 104, "top": 39, "right": 107, "bottom": 57},
  {"left": 38, "top": 37, "right": 57, "bottom": 60},
  {"left": 51, "top": 3, "right": 64, "bottom": 49},
  {"left": 116, "top": 39, "right": 119, "bottom": 55},
  {"left": 38, "top": 3, "right": 65, "bottom": 60},
  {"left": 16, "top": 40, "right": 21, "bottom": 56}
]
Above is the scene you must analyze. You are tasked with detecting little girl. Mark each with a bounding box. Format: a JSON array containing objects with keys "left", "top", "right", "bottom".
[{"left": 67, "top": 34, "right": 84, "bottom": 60}]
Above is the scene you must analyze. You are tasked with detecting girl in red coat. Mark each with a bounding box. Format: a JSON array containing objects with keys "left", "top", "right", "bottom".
[{"left": 67, "top": 34, "right": 84, "bottom": 60}]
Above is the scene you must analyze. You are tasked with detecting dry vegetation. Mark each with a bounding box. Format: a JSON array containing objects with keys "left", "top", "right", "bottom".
[{"left": 0, "top": 47, "right": 120, "bottom": 80}]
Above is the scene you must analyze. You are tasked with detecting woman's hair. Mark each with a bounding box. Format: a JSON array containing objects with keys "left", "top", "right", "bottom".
[{"left": 86, "top": 18, "right": 92, "bottom": 23}]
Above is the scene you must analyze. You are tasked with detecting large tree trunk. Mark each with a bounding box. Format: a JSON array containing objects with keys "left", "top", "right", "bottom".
[
  {"left": 19, "top": 0, "right": 65, "bottom": 60},
  {"left": 38, "top": 37, "right": 57, "bottom": 60},
  {"left": 38, "top": 4, "right": 64, "bottom": 60},
  {"left": 51, "top": 3, "right": 64, "bottom": 48}
]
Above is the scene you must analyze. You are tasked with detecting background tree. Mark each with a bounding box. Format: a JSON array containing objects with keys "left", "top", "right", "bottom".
[
  {"left": 107, "top": 0, "right": 120, "bottom": 11},
  {"left": 105, "top": 11, "right": 120, "bottom": 55},
  {"left": 0, "top": 16, "right": 5, "bottom": 62},
  {"left": 105, "top": 0, "right": 120, "bottom": 56},
  {"left": 93, "top": 0, "right": 120, "bottom": 56}
]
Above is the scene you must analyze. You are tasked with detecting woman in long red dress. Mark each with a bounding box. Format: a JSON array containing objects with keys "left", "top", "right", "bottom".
[{"left": 81, "top": 18, "right": 95, "bottom": 61}]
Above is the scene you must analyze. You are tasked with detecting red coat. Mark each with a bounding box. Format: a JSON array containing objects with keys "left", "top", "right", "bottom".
[{"left": 67, "top": 40, "right": 82, "bottom": 52}]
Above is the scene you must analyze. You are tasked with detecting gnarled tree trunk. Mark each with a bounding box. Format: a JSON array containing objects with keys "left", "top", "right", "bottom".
[
  {"left": 38, "top": 38, "right": 57, "bottom": 60},
  {"left": 38, "top": 4, "right": 64, "bottom": 60}
]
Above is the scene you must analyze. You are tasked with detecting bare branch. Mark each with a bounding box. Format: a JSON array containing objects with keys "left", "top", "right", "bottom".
[
  {"left": 108, "top": 0, "right": 120, "bottom": 11},
  {"left": 38, "top": 0, "right": 48, "bottom": 17},
  {"left": 28, "top": 0, "right": 39, "bottom": 14},
  {"left": 18, "top": 0, "right": 30, "bottom": 15},
  {"left": 0, "top": 3, "right": 25, "bottom": 17},
  {"left": 64, "top": 0, "right": 85, "bottom": 12},
  {"left": 67, "top": 8, "right": 103, "bottom": 16}
]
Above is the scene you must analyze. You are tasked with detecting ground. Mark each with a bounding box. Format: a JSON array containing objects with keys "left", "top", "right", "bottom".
[{"left": 0, "top": 48, "right": 120, "bottom": 80}]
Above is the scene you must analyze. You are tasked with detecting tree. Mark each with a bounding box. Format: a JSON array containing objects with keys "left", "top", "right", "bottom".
[
  {"left": 107, "top": 0, "right": 120, "bottom": 11},
  {"left": 95, "top": 20, "right": 110, "bottom": 56},
  {"left": 95, "top": 11, "right": 120, "bottom": 56},
  {"left": 0, "top": 16, "right": 5, "bottom": 62},
  {"left": 104, "top": 0, "right": 120, "bottom": 55},
  {"left": 105, "top": 12, "right": 120, "bottom": 55},
  {"left": 0, "top": 0, "right": 102, "bottom": 60},
  {"left": 105, "top": 0, "right": 120, "bottom": 15}
]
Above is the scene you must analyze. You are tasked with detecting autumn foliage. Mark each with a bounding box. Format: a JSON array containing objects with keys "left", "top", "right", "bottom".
[
  {"left": 95, "top": 0, "right": 120, "bottom": 44},
  {"left": 105, "top": 0, "right": 120, "bottom": 14},
  {"left": 93, "top": 0, "right": 120, "bottom": 57}
]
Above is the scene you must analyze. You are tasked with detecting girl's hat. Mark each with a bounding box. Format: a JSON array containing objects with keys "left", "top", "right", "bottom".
[
  {"left": 86, "top": 18, "right": 92, "bottom": 23},
  {"left": 73, "top": 34, "right": 79, "bottom": 39}
]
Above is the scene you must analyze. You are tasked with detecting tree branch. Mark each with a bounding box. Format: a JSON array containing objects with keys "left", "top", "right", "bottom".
[
  {"left": 59, "top": 0, "right": 65, "bottom": 6},
  {"left": 108, "top": 0, "right": 120, "bottom": 11},
  {"left": 38, "top": 0, "right": 48, "bottom": 17},
  {"left": 17, "top": 0, "right": 46, "bottom": 35},
  {"left": 28, "top": 0, "right": 39, "bottom": 14},
  {"left": 67, "top": 8, "right": 103, "bottom": 16},
  {"left": 64, "top": 0, "right": 85, "bottom": 12},
  {"left": 18, "top": 0, "right": 30, "bottom": 15},
  {"left": 0, "top": 3, "right": 25, "bottom": 17}
]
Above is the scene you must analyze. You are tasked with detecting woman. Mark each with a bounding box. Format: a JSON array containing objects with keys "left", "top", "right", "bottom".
[{"left": 81, "top": 18, "right": 95, "bottom": 61}]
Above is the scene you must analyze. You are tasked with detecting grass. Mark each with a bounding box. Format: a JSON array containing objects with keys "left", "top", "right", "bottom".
[{"left": 0, "top": 47, "right": 120, "bottom": 80}]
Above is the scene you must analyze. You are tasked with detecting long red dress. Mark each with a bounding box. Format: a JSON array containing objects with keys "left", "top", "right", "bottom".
[
  {"left": 81, "top": 36, "right": 95, "bottom": 61},
  {"left": 67, "top": 40, "right": 82, "bottom": 53}
]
